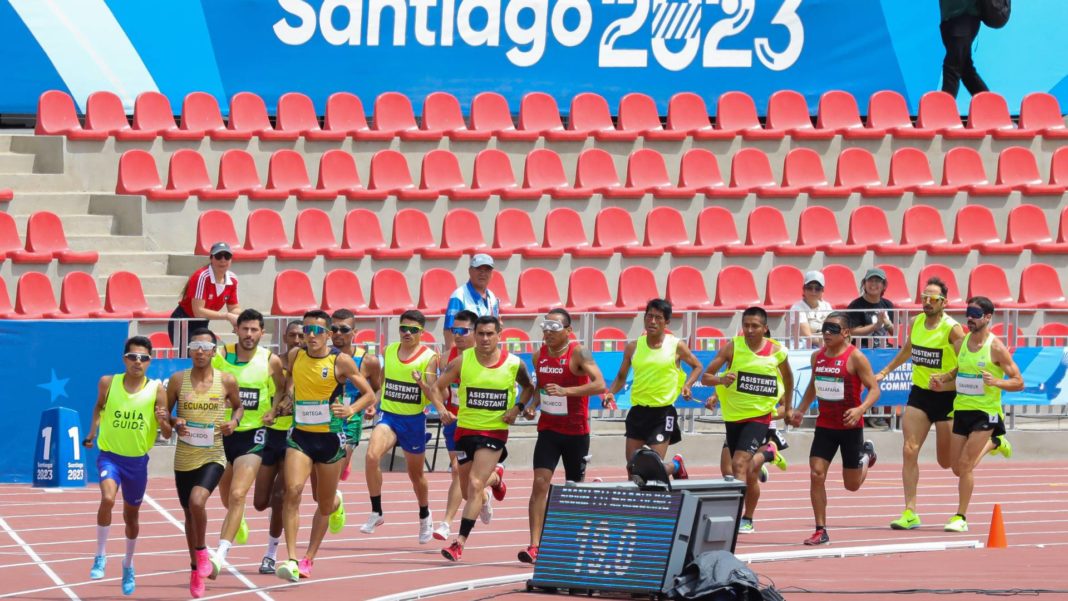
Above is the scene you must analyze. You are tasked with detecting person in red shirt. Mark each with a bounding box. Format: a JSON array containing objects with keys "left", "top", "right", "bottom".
[
  {"left": 518, "top": 309, "right": 607, "bottom": 565},
  {"left": 169, "top": 242, "right": 242, "bottom": 346},
  {"left": 791, "top": 312, "right": 881, "bottom": 546}
]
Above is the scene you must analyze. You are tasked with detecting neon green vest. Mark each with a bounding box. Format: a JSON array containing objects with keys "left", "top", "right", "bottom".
[
  {"left": 954, "top": 332, "right": 1005, "bottom": 416},
  {"left": 458, "top": 348, "right": 520, "bottom": 431},
  {"left": 717, "top": 336, "right": 786, "bottom": 421},
  {"left": 381, "top": 343, "right": 436, "bottom": 415},
  {"left": 631, "top": 334, "right": 682, "bottom": 408},
  {"left": 98, "top": 374, "right": 160, "bottom": 458},
  {"left": 212, "top": 344, "right": 272, "bottom": 431},
  {"left": 910, "top": 314, "right": 959, "bottom": 388}
]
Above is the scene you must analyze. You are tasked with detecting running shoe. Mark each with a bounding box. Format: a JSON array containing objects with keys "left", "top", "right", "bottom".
[
  {"left": 890, "top": 509, "right": 921, "bottom": 530},
  {"left": 341, "top": 463, "right": 351, "bottom": 481},
  {"left": 419, "top": 515, "right": 434, "bottom": 544},
  {"left": 479, "top": 491, "right": 494, "bottom": 524},
  {"left": 491, "top": 464, "right": 507, "bottom": 501},
  {"left": 258, "top": 556, "right": 276, "bottom": 575},
  {"left": 194, "top": 548, "right": 213, "bottom": 578},
  {"left": 767, "top": 445, "right": 788, "bottom": 471},
  {"left": 737, "top": 518, "right": 755, "bottom": 534},
  {"left": 758, "top": 464, "right": 769, "bottom": 483},
  {"left": 207, "top": 553, "right": 222, "bottom": 580},
  {"left": 235, "top": 517, "right": 249, "bottom": 545},
  {"left": 297, "top": 557, "right": 312, "bottom": 579},
  {"left": 329, "top": 492, "right": 346, "bottom": 534},
  {"left": 441, "top": 541, "right": 463, "bottom": 562},
  {"left": 803, "top": 529, "right": 829, "bottom": 546},
  {"left": 89, "top": 554, "right": 106, "bottom": 579},
  {"left": 359, "top": 511, "right": 384, "bottom": 534},
  {"left": 275, "top": 559, "right": 299, "bottom": 582},
  {"left": 991, "top": 435, "right": 1013, "bottom": 459},
  {"left": 517, "top": 545, "right": 539, "bottom": 564},
  {"left": 863, "top": 440, "right": 878, "bottom": 468},
  {"left": 433, "top": 521, "right": 450, "bottom": 541},
  {"left": 121, "top": 566, "right": 135, "bottom": 596},
  {"left": 672, "top": 454, "right": 689, "bottom": 480},
  {"left": 190, "top": 570, "right": 205, "bottom": 598},
  {"left": 944, "top": 515, "right": 968, "bottom": 533}
]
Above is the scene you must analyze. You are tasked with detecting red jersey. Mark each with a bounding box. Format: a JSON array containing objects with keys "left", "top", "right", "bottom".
[
  {"left": 535, "top": 342, "right": 591, "bottom": 435},
  {"left": 444, "top": 346, "right": 460, "bottom": 415},
  {"left": 178, "top": 266, "right": 238, "bottom": 316},
  {"left": 813, "top": 344, "right": 864, "bottom": 430}
]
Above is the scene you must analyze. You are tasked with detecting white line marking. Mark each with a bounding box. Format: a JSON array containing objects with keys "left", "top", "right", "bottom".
[{"left": 0, "top": 516, "right": 80, "bottom": 600}]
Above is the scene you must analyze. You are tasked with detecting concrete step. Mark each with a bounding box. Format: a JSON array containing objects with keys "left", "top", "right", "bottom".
[
  {"left": 0, "top": 153, "right": 35, "bottom": 173},
  {"left": 0, "top": 172, "right": 82, "bottom": 191},
  {"left": 120, "top": 274, "right": 187, "bottom": 296},
  {"left": 94, "top": 251, "right": 169, "bottom": 274},
  {"left": 12, "top": 213, "right": 114, "bottom": 236},
  {"left": 69, "top": 235, "right": 149, "bottom": 252},
  {"left": 146, "top": 294, "right": 178, "bottom": 313},
  {"left": 3, "top": 192, "right": 91, "bottom": 215}
]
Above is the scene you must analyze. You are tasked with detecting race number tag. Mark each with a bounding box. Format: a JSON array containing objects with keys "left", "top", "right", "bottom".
[
  {"left": 239, "top": 387, "right": 260, "bottom": 410},
  {"left": 955, "top": 373, "right": 984, "bottom": 396},
  {"left": 294, "top": 400, "right": 331, "bottom": 426},
  {"left": 179, "top": 421, "right": 215, "bottom": 447},
  {"left": 814, "top": 376, "right": 845, "bottom": 401},
  {"left": 540, "top": 390, "right": 567, "bottom": 416}
]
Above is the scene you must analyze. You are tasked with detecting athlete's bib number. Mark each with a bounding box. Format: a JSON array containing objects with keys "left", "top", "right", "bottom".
[
  {"left": 540, "top": 390, "right": 567, "bottom": 416},
  {"left": 955, "top": 373, "right": 984, "bottom": 396},
  {"left": 179, "top": 421, "right": 215, "bottom": 447},
  {"left": 294, "top": 401, "right": 331, "bottom": 426},
  {"left": 815, "top": 376, "right": 845, "bottom": 401},
  {"left": 239, "top": 387, "right": 260, "bottom": 410}
]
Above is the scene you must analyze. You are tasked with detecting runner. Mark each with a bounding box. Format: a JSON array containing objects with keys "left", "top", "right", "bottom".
[
  {"left": 518, "top": 309, "right": 606, "bottom": 564},
  {"left": 436, "top": 316, "right": 535, "bottom": 561},
  {"left": 279, "top": 321, "right": 304, "bottom": 373},
  {"left": 790, "top": 312, "right": 880, "bottom": 545},
  {"left": 331, "top": 309, "right": 383, "bottom": 482},
  {"left": 165, "top": 328, "right": 242, "bottom": 598},
  {"left": 274, "top": 310, "right": 376, "bottom": 582},
  {"left": 83, "top": 336, "right": 170, "bottom": 596},
  {"left": 702, "top": 306, "right": 793, "bottom": 534},
  {"left": 930, "top": 296, "right": 1023, "bottom": 532},
  {"left": 876, "top": 276, "right": 966, "bottom": 530},
  {"left": 361, "top": 310, "right": 450, "bottom": 543},
  {"left": 211, "top": 309, "right": 285, "bottom": 571},
  {"left": 604, "top": 299, "right": 703, "bottom": 481}
]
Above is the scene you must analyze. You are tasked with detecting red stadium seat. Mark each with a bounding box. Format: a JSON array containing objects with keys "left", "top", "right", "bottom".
[
  {"left": 593, "top": 326, "right": 629, "bottom": 351},
  {"left": 846, "top": 205, "right": 918, "bottom": 255},
  {"left": 490, "top": 209, "right": 538, "bottom": 258},
  {"left": 572, "top": 148, "right": 624, "bottom": 197},
  {"left": 991, "top": 146, "right": 1044, "bottom": 193},
  {"left": 918, "top": 91, "right": 983, "bottom": 139},
  {"left": 1018, "top": 264, "right": 1068, "bottom": 309},
  {"left": 0, "top": 188, "right": 10, "bottom": 202},
  {"left": 489, "top": 270, "right": 516, "bottom": 314},
  {"left": 36, "top": 90, "right": 106, "bottom": 140},
  {"left": 16, "top": 211, "right": 97, "bottom": 264},
  {"left": 1037, "top": 323, "right": 1068, "bottom": 346},
  {"left": 195, "top": 210, "right": 267, "bottom": 261},
  {"left": 715, "top": 91, "right": 765, "bottom": 137},
  {"left": 84, "top": 91, "right": 138, "bottom": 139},
  {"left": 375, "top": 208, "right": 435, "bottom": 259},
  {"left": 166, "top": 92, "right": 225, "bottom": 140},
  {"left": 523, "top": 207, "right": 602, "bottom": 258},
  {"left": 321, "top": 269, "right": 367, "bottom": 313},
  {"left": 455, "top": 149, "right": 521, "bottom": 200},
  {"left": 426, "top": 208, "right": 487, "bottom": 259},
  {"left": 418, "top": 268, "right": 458, "bottom": 314},
  {"left": 695, "top": 326, "right": 727, "bottom": 350},
  {"left": 821, "top": 264, "right": 858, "bottom": 308},
  {"left": 406, "top": 149, "right": 467, "bottom": 201},
  {"left": 244, "top": 209, "right": 313, "bottom": 259},
  {"left": 916, "top": 264, "right": 964, "bottom": 307},
  {"left": 666, "top": 266, "right": 716, "bottom": 312},
  {"left": 1018, "top": 93, "right": 1068, "bottom": 139},
  {"left": 758, "top": 147, "right": 830, "bottom": 198},
  {"left": 618, "top": 93, "right": 685, "bottom": 141},
  {"left": 361, "top": 92, "right": 419, "bottom": 140},
  {"left": 148, "top": 332, "right": 176, "bottom": 358},
  {"left": 641, "top": 206, "right": 692, "bottom": 255},
  {"left": 272, "top": 271, "right": 318, "bottom": 316},
  {"left": 728, "top": 148, "right": 776, "bottom": 195},
  {"left": 876, "top": 264, "right": 917, "bottom": 310},
  {"left": 1006, "top": 204, "right": 1068, "bottom": 254},
  {"left": 715, "top": 266, "right": 761, "bottom": 309},
  {"left": 365, "top": 150, "right": 424, "bottom": 199},
  {"left": 969, "top": 92, "right": 1029, "bottom": 139},
  {"left": 124, "top": 92, "right": 179, "bottom": 140},
  {"left": 590, "top": 207, "right": 656, "bottom": 257},
  {"left": 818, "top": 90, "right": 883, "bottom": 139},
  {"left": 116, "top": 150, "right": 188, "bottom": 200},
  {"left": 821, "top": 147, "right": 882, "bottom": 197},
  {"left": 514, "top": 148, "right": 573, "bottom": 200},
  {"left": 764, "top": 265, "right": 804, "bottom": 310},
  {"left": 165, "top": 149, "right": 215, "bottom": 199},
  {"left": 500, "top": 328, "right": 532, "bottom": 352},
  {"left": 275, "top": 92, "right": 328, "bottom": 140},
  {"left": 918, "top": 147, "right": 993, "bottom": 197},
  {"left": 867, "top": 90, "right": 929, "bottom": 139},
  {"left": 13, "top": 272, "right": 59, "bottom": 319},
  {"left": 519, "top": 92, "right": 583, "bottom": 141},
  {"left": 618, "top": 149, "right": 673, "bottom": 197},
  {"left": 566, "top": 267, "right": 615, "bottom": 312},
  {"left": 217, "top": 92, "right": 290, "bottom": 141},
  {"left": 477, "top": 92, "right": 536, "bottom": 141},
  {"left": 209, "top": 149, "right": 267, "bottom": 199},
  {"left": 1023, "top": 146, "right": 1068, "bottom": 196},
  {"left": 288, "top": 208, "right": 338, "bottom": 257},
  {"left": 883, "top": 147, "right": 936, "bottom": 195},
  {"left": 952, "top": 205, "right": 1025, "bottom": 254},
  {"left": 367, "top": 269, "right": 415, "bottom": 314},
  {"left": 690, "top": 206, "right": 745, "bottom": 254},
  {"left": 765, "top": 90, "right": 833, "bottom": 140},
  {"left": 409, "top": 91, "right": 466, "bottom": 140},
  {"left": 322, "top": 92, "right": 371, "bottom": 138},
  {"left": 266, "top": 149, "right": 329, "bottom": 200},
  {"left": 103, "top": 271, "right": 168, "bottom": 318},
  {"left": 315, "top": 150, "right": 381, "bottom": 201},
  {"left": 55, "top": 271, "right": 104, "bottom": 318},
  {"left": 666, "top": 92, "right": 718, "bottom": 139},
  {"left": 677, "top": 148, "right": 739, "bottom": 198},
  {"left": 568, "top": 92, "right": 618, "bottom": 139},
  {"left": 795, "top": 205, "right": 866, "bottom": 255},
  {"left": 967, "top": 264, "right": 1022, "bottom": 308},
  {"left": 901, "top": 204, "right": 969, "bottom": 254},
  {"left": 515, "top": 268, "right": 563, "bottom": 312},
  {"left": 325, "top": 209, "right": 383, "bottom": 258},
  {"left": 729, "top": 205, "right": 788, "bottom": 256},
  {"left": 0, "top": 212, "right": 23, "bottom": 260},
  {"left": 616, "top": 266, "right": 659, "bottom": 311}
]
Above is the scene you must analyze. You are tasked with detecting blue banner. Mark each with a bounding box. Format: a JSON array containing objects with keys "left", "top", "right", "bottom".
[{"left": 2, "top": 0, "right": 1065, "bottom": 115}]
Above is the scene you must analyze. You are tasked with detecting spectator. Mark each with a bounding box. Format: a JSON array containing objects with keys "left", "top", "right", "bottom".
[
  {"left": 940, "top": 0, "right": 988, "bottom": 98},
  {"left": 846, "top": 268, "right": 895, "bottom": 349},
  {"left": 168, "top": 242, "right": 241, "bottom": 346},
  {"left": 790, "top": 271, "right": 832, "bottom": 347},
  {"left": 443, "top": 253, "right": 500, "bottom": 349}
]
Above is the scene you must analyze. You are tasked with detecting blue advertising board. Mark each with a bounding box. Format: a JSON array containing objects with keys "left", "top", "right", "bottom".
[{"left": 1, "top": 0, "right": 1065, "bottom": 115}]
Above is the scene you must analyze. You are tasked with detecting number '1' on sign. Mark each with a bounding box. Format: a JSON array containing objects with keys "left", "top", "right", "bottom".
[{"left": 33, "top": 407, "right": 86, "bottom": 488}]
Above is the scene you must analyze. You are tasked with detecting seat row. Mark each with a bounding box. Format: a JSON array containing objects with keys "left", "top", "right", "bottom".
[
  {"left": 195, "top": 202, "right": 1068, "bottom": 263},
  {"left": 267, "top": 260, "right": 1068, "bottom": 319},
  {"left": 0, "top": 271, "right": 165, "bottom": 319},
  {"left": 0, "top": 212, "right": 98, "bottom": 264},
  {"left": 117, "top": 144, "right": 1068, "bottom": 204},
  {"left": 37, "top": 88, "right": 1068, "bottom": 143}
]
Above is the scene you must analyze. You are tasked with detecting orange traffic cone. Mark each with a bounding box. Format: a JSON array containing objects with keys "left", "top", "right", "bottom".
[{"left": 986, "top": 503, "right": 1007, "bottom": 548}]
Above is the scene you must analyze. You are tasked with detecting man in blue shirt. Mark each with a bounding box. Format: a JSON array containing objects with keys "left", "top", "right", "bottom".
[{"left": 443, "top": 254, "right": 500, "bottom": 349}]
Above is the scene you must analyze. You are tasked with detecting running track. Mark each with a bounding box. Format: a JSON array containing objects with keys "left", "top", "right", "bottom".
[{"left": 2, "top": 461, "right": 1066, "bottom": 600}]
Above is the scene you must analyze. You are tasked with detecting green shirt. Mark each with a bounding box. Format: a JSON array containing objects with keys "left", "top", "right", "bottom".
[
  {"left": 717, "top": 337, "right": 787, "bottom": 422},
  {"left": 458, "top": 348, "right": 520, "bottom": 431},
  {"left": 212, "top": 345, "right": 272, "bottom": 431},
  {"left": 97, "top": 374, "right": 160, "bottom": 458},
  {"left": 910, "top": 314, "right": 960, "bottom": 389},
  {"left": 630, "top": 334, "right": 682, "bottom": 408},
  {"left": 953, "top": 332, "right": 1005, "bottom": 416}
]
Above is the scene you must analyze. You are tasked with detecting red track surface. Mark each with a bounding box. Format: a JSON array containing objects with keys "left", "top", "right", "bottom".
[{"left": 1, "top": 460, "right": 1065, "bottom": 600}]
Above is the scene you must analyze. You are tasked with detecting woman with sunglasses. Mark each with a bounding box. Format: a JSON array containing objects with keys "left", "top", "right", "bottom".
[
  {"left": 83, "top": 336, "right": 171, "bottom": 596},
  {"left": 168, "top": 242, "right": 242, "bottom": 348},
  {"left": 790, "top": 313, "right": 880, "bottom": 546}
]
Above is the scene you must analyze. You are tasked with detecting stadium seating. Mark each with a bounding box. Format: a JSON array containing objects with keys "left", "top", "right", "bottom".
[
  {"left": 489, "top": 271, "right": 515, "bottom": 313},
  {"left": 847, "top": 206, "right": 919, "bottom": 255},
  {"left": 470, "top": 92, "right": 535, "bottom": 141},
  {"left": 967, "top": 264, "right": 1022, "bottom": 309},
  {"left": 641, "top": 206, "right": 692, "bottom": 255},
  {"left": 952, "top": 205, "right": 1025, "bottom": 254},
  {"left": 321, "top": 270, "right": 368, "bottom": 313},
  {"left": 490, "top": 209, "right": 539, "bottom": 258},
  {"left": 125, "top": 92, "right": 181, "bottom": 139},
  {"left": 13, "top": 272, "right": 59, "bottom": 319},
  {"left": 272, "top": 270, "right": 318, "bottom": 316},
  {"left": 822, "top": 264, "right": 858, "bottom": 308},
  {"left": 329, "top": 209, "right": 387, "bottom": 258},
  {"left": 877, "top": 264, "right": 917, "bottom": 309},
  {"left": 148, "top": 332, "right": 176, "bottom": 358},
  {"left": 901, "top": 204, "right": 969, "bottom": 254},
  {"left": 15, "top": 212, "right": 98, "bottom": 264},
  {"left": 916, "top": 264, "right": 964, "bottom": 307},
  {"left": 572, "top": 148, "right": 626, "bottom": 197},
  {"left": 1018, "top": 264, "right": 1068, "bottom": 309},
  {"left": 666, "top": 266, "right": 716, "bottom": 312},
  {"left": 377, "top": 208, "right": 435, "bottom": 259},
  {"left": 918, "top": 91, "right": 984, "bottom": 139},
  {"left": 164, "top": 149, "right": 214, "bottom": 199},
  {"left": 315, "top": 149, "right": 380, "bottom": 201},
  {"left": 277, "top": 92, "right": 335, "bottom": 140},
  {"left": 1023, "top": 146, "right": 1068, "bottom": 195},
  {"left": 264, "top": 149, "right": 325, "bottom": 200},
  {"left": 244, "top": 209, "right": 313, "bottom": 259},
  {"left": 715, "top": 266, "right": 761, "bottom": 309},
  {"left": 365, "top": 92, "right": 419, "bottom": 140},
  {"left": 617, "top": 92, "right": 687, "bottom": 141},
  {"left": 729, "top": 148, "right": 777, "bottom": 195},
  {"left": 103, "top": 272, "right": 169, "bottom": 318},
  {"left": 418, "top": 269, "right": 458, "bottom": 314},
  {"left": 116, "top": 150, "right": 189, "bottom": 200},
  {"left": 765, "top": 90, "right": 835, "bottom": 140},
  {"left": 289, "top": 208, "right": 339, "bottom": 256},
  {"left": 765, "top": 265, "right": 804, "bottom": 310},
  {"left": 218, "top": 92, "right": 288, "bottom": 141},
  {"left": 462, "top": 149, "right": 525, "bottom": 200},
  {"left": 367, "top": 269, "right": 415, "bottom": 314},
  {"left": 619, "top": 149, "right": 675, "bottom": 197},
  {"left": 676, "top": 149, "right": 740, "bottom": 198},
  {"left": 409, "top": 92, "right": 465, "bottom": 140},
  {"left": 514, "top": 268, "right": 563, "bottom": 312},
  {"left": 592, "top": 326, "right": 628, "bottom": 351},
  {"left": 0, "top": 278, "right": 13, "bottom": 318},
  {"left": 0, "top": 212, "right": 23, "bottom": 260},
  {"left": 1037, "top": 323, "right": 1068, "bottom": 345},
  {"left": 796, "top": 205, "right": 866, "bottom": 255},
  {"left": 566, "top": 267, "right": 615, "bottom": 312},
  {"left": 84, "top": 91, "right": 142, "bottom": 139},
  {"left": 36, "top": 90, "right": 105, "bottom": 139},
  {"left": 616, "top": 266, "right": 659, "bottom": 311},
  {"left": 591, "top": 207, "right": 658, "bottom": 256},
  {"left": 666, "top": 93, "right": 718, "bottom": 139},
  {"left": 888, "top": 147, "right": 938, "bottom": 193},
  {"left": 1007, "top": 204, "right": 1068, "bottom": 253},
  {"left": 55, "top": 271, "right": 105, "bottom": 318},
  {"left": 168, "top": 92, "right": 226, "bottom": 140},
  {"left": 716, "top": 91, "right": 766, "bottom": 138},
  {"left": 515, "top": 148, "right": 573, "bottom": 199},
  {"left": 818, "top": 90, "right": 884, "bottom": 139},
  {"left": 969, "top": 92, "right": 1030, "bottom": 139},
  {"left": 865, "top": 90, "right": 917, "bottom": 137},
  {"left": 521, "top": 92, "right": 585, "bottom": 141},
  {"left": 366, "top": 150, "right": 428, "bottom": 200},
  {"left": 759, "top": 148, "right": 828, "bottom": 198},
  {"left": 415, "top": 149, "right": 468, "bottom": 201},
  {"left": 524, "top": 207, "right": 606, "bottom": 258},
  {"left": 321, "top": 92, "right": 371, "bottom": 138},
  {"left": 195, "top": 210, "right": 266, "bottom": 260},
  {"left": 428, "top": 208, "right": 488, "bottom": 258},
  {"left": 733, "top": 205, "right": 789, "bottom": 256},
  {"left": 1018, "top": 92, "right": 1068, "bottom": 138}
]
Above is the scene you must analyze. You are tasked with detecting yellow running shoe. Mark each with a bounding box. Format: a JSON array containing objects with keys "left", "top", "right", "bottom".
[
  {"left": 329, "top": 491, "right": 346, "bottom": 534},
  {"left": 990, "top": 435, "right": 1013, "bottom": 459},
  {"left": 890, "top": 509, "right": 921, "bottom": 530},
  {"left": 235, "top": 517, "right": 249, "bottom": 545}
]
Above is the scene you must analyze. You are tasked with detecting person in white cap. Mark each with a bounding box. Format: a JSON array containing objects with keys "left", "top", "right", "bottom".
[
  {"left": 443, "top": 254, "right": 500, "bottom": 350},
  {"left": 790, "top": 271, "right": 832, "bottom": 348},
  {"left": 169, "top": 241, "right": 242, "bottom": 348}
]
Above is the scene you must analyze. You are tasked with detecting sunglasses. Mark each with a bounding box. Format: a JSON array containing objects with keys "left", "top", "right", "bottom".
[
  {"left": 187, "top": 340, "right": 217, "bottom": 352},
  {"left": 965, "top": 306, "right": 986, "bottom": 319},
  {"left": 921, "top": 294, "right": 945, "bottom": 302},
  {"left": 450, "top": 327, "right": 472, "bottom": 336},
  {"left": 540, "top": 320, "right": 566, "bottom": 332},
  {"left": 212, "top": 253, "right": 233, "bottom": 261},
  {"left": 821, "top": 322, "right": 843, "bottom": 335},
  {"left": 330, "top": 325, "right": 353, "bottom": 334},
  {"left": 124, "top": 352, "right": 151, "bottom": 363},
  {"left": 804, "top": 284, "right": 824, "bottom": 292},
  {"left": 399, "top": 325, "right": 423, "bottom": 335},
  {"left": 302, "top": 324, "right": 328, "bottom": 336}
]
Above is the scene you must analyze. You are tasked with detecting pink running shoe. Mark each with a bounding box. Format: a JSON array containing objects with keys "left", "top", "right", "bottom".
[
  {"left": 298, "top": 557, "right": 313, "bottom": 579},
  {"left": 194, "top": 549, "right": 212, "bottom": 578},
  {"left": 190, "top": 570, "right": 205, "bottom": 598}
]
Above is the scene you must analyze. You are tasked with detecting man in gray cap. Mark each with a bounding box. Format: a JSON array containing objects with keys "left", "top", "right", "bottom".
[
  {"left": 791, "top": 270, "right": 832, "bottom": 347},
  {"left": 443, "top": 254, "right": 500, "bottom": 350}
]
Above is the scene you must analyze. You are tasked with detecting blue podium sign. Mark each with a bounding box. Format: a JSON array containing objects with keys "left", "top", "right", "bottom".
[{"left": 33, "top": 407, "right": 87, "bottom": 488}]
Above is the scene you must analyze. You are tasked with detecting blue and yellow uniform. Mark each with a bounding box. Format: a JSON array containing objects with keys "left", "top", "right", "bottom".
[
  {"left": 342, "top": 348, "right": 368, "bottom": 448},
  {"left": 287, "top": 349, "right": 346, "bottom": 464}
]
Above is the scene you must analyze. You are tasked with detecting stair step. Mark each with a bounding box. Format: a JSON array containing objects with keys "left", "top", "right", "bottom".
[
  {"left": 114, "top": 274, "right": 187, "bottom": 296},
  {"left": 69, "top": 235, "right": 149, "bottom": 252},
  {"left": 0, "top": 172, "right": 81, "bottom": 192},
  {"left": 146, "top": 294, "right": 179, "bottom": 313},
  {"left": 13, "top": 214, "right": 114, "bottom": 236},
  {"left": 0, "top": 153, "right": 36, "bottom": 173},
  {"left": 94, "top": 251, "right": 169, "bottom": 274},
  {"left": 3, "top": 192, "right": 91, "bottom": 215}
]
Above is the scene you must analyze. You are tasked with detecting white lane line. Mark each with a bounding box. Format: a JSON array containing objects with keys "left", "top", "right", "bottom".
[{"left": 0, "top": 516, "right": 80, "bottom": 600}]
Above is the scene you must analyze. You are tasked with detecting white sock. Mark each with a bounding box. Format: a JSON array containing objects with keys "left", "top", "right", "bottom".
[
  {"left": 265, "top": 536, "right": 280, "bottom": 560},
  {"left": 217, "top": 539, "right": 232, "bottom": 562},
  {"left": 123, "top": 538, "right": 136, "bottom": 569},
  {"left": 96, "top": 525, "right": 109, "bottom": 558}
]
